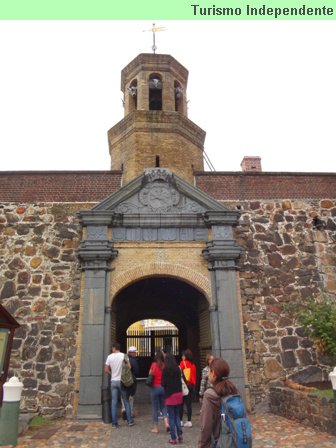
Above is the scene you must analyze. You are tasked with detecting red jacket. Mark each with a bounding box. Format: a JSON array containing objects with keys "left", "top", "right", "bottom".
[{"left": 179, "top": 359, "right": 196, "bottom": 386}]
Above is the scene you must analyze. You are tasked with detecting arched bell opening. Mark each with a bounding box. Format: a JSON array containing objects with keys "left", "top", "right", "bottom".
[
  {"left": 174, "top": 80, "right": 183, "bottom": 112},
  {"left": 127, "top": 79, "right": 137, "bottom": 112},
  {"left": 149, "top": 74, "right": 162, "bottom": 110},
  {"left": 111, "top": 276, "right": 211, "bottom": 380}
]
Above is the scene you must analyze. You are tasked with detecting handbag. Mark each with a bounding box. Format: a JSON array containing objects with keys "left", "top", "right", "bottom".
[
  {"left": 146, "top": 373, "right": 154, "bottom": 387},
  {"left": 146, "top": 364, "right": 156, "bottom": 387},
  {"left": 183, "top": 361, "right": 191, "bottom": 382},
  {"left": 180, "top": 368, "right": 189, "bottom": 396}
]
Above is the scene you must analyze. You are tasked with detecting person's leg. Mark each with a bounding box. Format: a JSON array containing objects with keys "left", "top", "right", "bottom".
[
  {"left": 110, "top": 381, "right": 120, "bottom": 427},
  {"left": 129, "top": 395, "right": 134, "bottom": 417},
  {"left": 167, "top": 405, "right": 177, "bottom": 441},
  {"left": 157, "top": 387, "right": 169, "bottom": 430},
  {"left": 179, "top": 398, "right": 184, "bottom": 421},
  {"left": 120, "top": 396, "right": 127, "bottom": 420},
  {"left": 120, "top": 387, "right": 134, "bottom": 425},
  {"left": 174, "top": 405, "right": 183, "bottom": 441},
  {"left": 185, "top": 385, "right": 194, "bottom": 425},
  {"left": 150, "top": 387, "right": 159, "bottom": 432}
]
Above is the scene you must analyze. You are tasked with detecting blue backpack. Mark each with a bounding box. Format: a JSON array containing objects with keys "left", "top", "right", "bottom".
[{"left": 214, "top": 394, "right": 252, "bottom": 448}]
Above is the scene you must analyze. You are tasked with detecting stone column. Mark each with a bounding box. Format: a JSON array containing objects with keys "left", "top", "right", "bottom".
[
  {"left": 76, "top": 212, "right": 118, "bottom": 419},
  {"left": 203, "top": 211, "right": 246, "bottom": 398}
]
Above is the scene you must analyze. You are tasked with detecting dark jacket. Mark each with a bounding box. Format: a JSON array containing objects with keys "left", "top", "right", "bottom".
[
  {"left": 161, "top": 367, "right": 183, "bottom": 398},
  {"left": 128, "top": 355, "right": 139, "bottom": 396},
  {"left": 129, "top": 356, "right": 140, "bottom": 378}
]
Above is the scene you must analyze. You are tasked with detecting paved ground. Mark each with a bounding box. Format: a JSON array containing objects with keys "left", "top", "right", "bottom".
[{"left": 11, "top": 404, "right": 336, "bottom": 447}]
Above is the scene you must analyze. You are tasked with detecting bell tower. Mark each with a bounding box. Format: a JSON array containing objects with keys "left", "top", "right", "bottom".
[{"left": 108, "top": 53, "right": 206, "bottom": 184}]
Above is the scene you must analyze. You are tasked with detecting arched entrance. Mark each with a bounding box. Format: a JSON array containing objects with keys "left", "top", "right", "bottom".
[
  {"left": 76, "top": 168, "right": 245, "bottom": 419},
  {"left": 112, "top": 277, "right": 211, "bottom": 378}
]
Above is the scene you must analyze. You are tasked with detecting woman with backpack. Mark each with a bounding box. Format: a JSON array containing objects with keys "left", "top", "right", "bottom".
[{"left": 198, "top": 358, "right": 238, "bottom": 448}]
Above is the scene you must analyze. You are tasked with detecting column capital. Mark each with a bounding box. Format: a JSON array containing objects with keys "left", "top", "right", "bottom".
[
  {"left": 76, "top": 240, "right": 118, "bottom": 271},
  {"left": 204, "top": 210, "right": 240, "bottom": 227},
  {"left": 202, "top": 240, "right": 241, "bottom": 270}
]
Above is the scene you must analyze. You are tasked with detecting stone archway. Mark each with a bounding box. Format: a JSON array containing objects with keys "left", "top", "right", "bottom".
[
  {"left": 111, "top": 276, "right": 211, "bottom": 378},
  {"left": 76, "top": 168, "right": 246, "bottom": 419},
  {"left": 110, "top": 262, "right": 211, "bottom": 303}
]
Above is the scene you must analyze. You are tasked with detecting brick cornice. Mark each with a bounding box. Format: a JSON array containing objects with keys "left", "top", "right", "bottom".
[{"left": 108, "top": 110, "right": 205, "bottom": 150}]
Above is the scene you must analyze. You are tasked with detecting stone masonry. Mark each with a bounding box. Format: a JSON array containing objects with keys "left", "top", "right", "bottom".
[
  {"left": 229, "top": 198, "right": 336, "bottom": 406},
  {"left": 1, "top": 197, "right": 335, "bottom": 415},
  {"left": 0, "top": 202, "right": 84, "bottom": 416}
]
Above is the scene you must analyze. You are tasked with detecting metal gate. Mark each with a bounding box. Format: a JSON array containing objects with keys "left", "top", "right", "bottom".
[{"left": 126, "top": 328, "right": 179, "bottom": 357}]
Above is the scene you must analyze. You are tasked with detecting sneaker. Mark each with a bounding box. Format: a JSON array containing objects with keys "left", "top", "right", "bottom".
[
  {"left": 184, "top": 421, "right": 192, "bottom": 428},
  {"left": 168, "top": 440, "right": 177, "bottom": 445},
  {"left": 111, "top": 424, "right": 119, "bottom": 429},
  {"left": 178, "top": 436, "right": 184, "bottom": 443},
  {"left": 128, "top": 421, "right": 136, "bottom": 427},
  {"left": 122, "top": 410, "right": 127, "bottom": 420},
  {"left": 180, "top": 421, "right": 184, "bottom": 427}
]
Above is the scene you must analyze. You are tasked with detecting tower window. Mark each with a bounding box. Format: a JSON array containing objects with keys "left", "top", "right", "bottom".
[
  {"left": 149, "top": 74, "right": 162, "bottom": 110},
  {"left": 155, "top": 155, "right": 160, "bottom": 167},
  {"left": 128, "top": 79, "right": 137, "bottom": 111},
  {"left": 174, "top": 81, "right": 183, "bottom": 112}
]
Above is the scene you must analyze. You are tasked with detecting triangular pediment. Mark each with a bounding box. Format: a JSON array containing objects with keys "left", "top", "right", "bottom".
[{"left": 93, "top": 168, "right": 228, "bottom": 214}]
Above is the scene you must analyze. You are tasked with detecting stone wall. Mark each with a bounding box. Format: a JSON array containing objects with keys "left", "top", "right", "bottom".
[
  {"left": 230, "top": 198, "right": 336, "bottom": 406},
  {"left": 269, "top": 384, "right": 336, "bottom": 435},
  {"left": 1, "top": 197, "right": 336, "bottom": 415},
  {"left": 0, "top": 202, "right": 85, "bottom": 416}
]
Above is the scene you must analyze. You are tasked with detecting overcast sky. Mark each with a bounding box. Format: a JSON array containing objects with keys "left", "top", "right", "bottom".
[{"left": 0, "top": 20, "right": 335, "bottom": 173}]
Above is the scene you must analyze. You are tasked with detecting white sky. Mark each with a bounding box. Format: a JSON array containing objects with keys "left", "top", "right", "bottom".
[{"left": 0, "top": 20, "right": 335, "bottom": 173}]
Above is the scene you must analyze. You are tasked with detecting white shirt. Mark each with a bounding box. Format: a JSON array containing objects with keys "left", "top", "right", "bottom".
[{"left": 105, "top": 352, "right": 125, "bottom": 381}]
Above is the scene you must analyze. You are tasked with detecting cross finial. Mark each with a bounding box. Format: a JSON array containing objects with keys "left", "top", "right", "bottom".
[{"left": 143, "top": 23, "right": 166, "bottom": 54}]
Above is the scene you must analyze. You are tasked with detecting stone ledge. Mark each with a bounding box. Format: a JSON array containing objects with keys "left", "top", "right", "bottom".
[{"left": 269, "top": 385, "right": 336, "bottom": 435}]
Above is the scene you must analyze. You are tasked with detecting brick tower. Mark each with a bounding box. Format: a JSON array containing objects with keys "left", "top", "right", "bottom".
[{"left": 108, "top": 53, "right": 206, "bottom": 184}]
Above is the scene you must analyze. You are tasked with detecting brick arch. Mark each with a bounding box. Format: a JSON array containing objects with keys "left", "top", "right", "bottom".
[{"left": 111, "top": 262, "right": 211, "bottom": 303}]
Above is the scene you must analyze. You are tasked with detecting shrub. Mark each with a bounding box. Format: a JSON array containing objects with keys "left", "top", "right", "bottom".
[{"left": 285, "top": 296, "right": 336, "bottom": 360}]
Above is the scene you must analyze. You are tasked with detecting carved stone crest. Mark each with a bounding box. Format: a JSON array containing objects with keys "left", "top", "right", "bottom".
[{"left": 139, "top": 182, "right": 180, "bottom": 212}]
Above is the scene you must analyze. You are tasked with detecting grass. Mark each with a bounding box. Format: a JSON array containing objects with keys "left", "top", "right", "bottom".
[
  {"left": 310, "top": 389, "right": 334, "bottom": 400},
  {"left": 29, "top": 416, "right": 56, "bottom": 429}
]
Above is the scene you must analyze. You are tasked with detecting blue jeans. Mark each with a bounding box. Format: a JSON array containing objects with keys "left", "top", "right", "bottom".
[
  {"left": 110, "top": 380, "right": 133, "bottom": 426},
  {"left": 167, "top": 405, "right": 182, "bottom": 441},
  {"left": 150, "top": 385, "right": 167, "bottom": 423}
]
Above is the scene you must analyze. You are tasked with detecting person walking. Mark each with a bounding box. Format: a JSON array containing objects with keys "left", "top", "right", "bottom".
[
  {"left": 161, "top": 352, "right": 184, "bottom": 445},
  {"left": 179, "top": 349, "right": 197, "bottom": 427},
  {"left": 198, "top": 357, "right": 238, "bottom": 448},
  {"left": 121, "top": 346, "right": 140, "bottom": 420},
  {"left": 148, "top": 350, "right": 169, "bottom": 433},
  {"left": 104, "top": 342, "right": 135, "bottom": 428},
  {"left": 199, "top": 353, "right": 214, "bottom": 406}
]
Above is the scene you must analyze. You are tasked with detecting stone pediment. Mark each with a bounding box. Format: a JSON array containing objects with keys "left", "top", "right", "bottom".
[{"left": 93, "top": 168, "right": 227, "bottom": 215}]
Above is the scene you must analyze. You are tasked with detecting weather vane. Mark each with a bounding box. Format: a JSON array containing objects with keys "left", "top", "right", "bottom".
[{"left": 143, "top": 23, "right": 166, "bottom": 54}]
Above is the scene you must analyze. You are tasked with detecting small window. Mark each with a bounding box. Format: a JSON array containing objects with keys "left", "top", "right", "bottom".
[
  {"left": 128, "top": 79, "right": 137, "bottom": 111},
  {"left": 174, "top": 81, "right": 183, "bottom": 112},
  {"left": 155, "top": 156, "right": 160, "bottom": 167},
  {"left": 149, "top": 74, "right": 162, "bottom": 110}
]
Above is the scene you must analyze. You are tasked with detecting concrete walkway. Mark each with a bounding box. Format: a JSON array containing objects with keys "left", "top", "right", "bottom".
[{"left": 13, "top": 404, "right": 336, "bottom": 448}]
